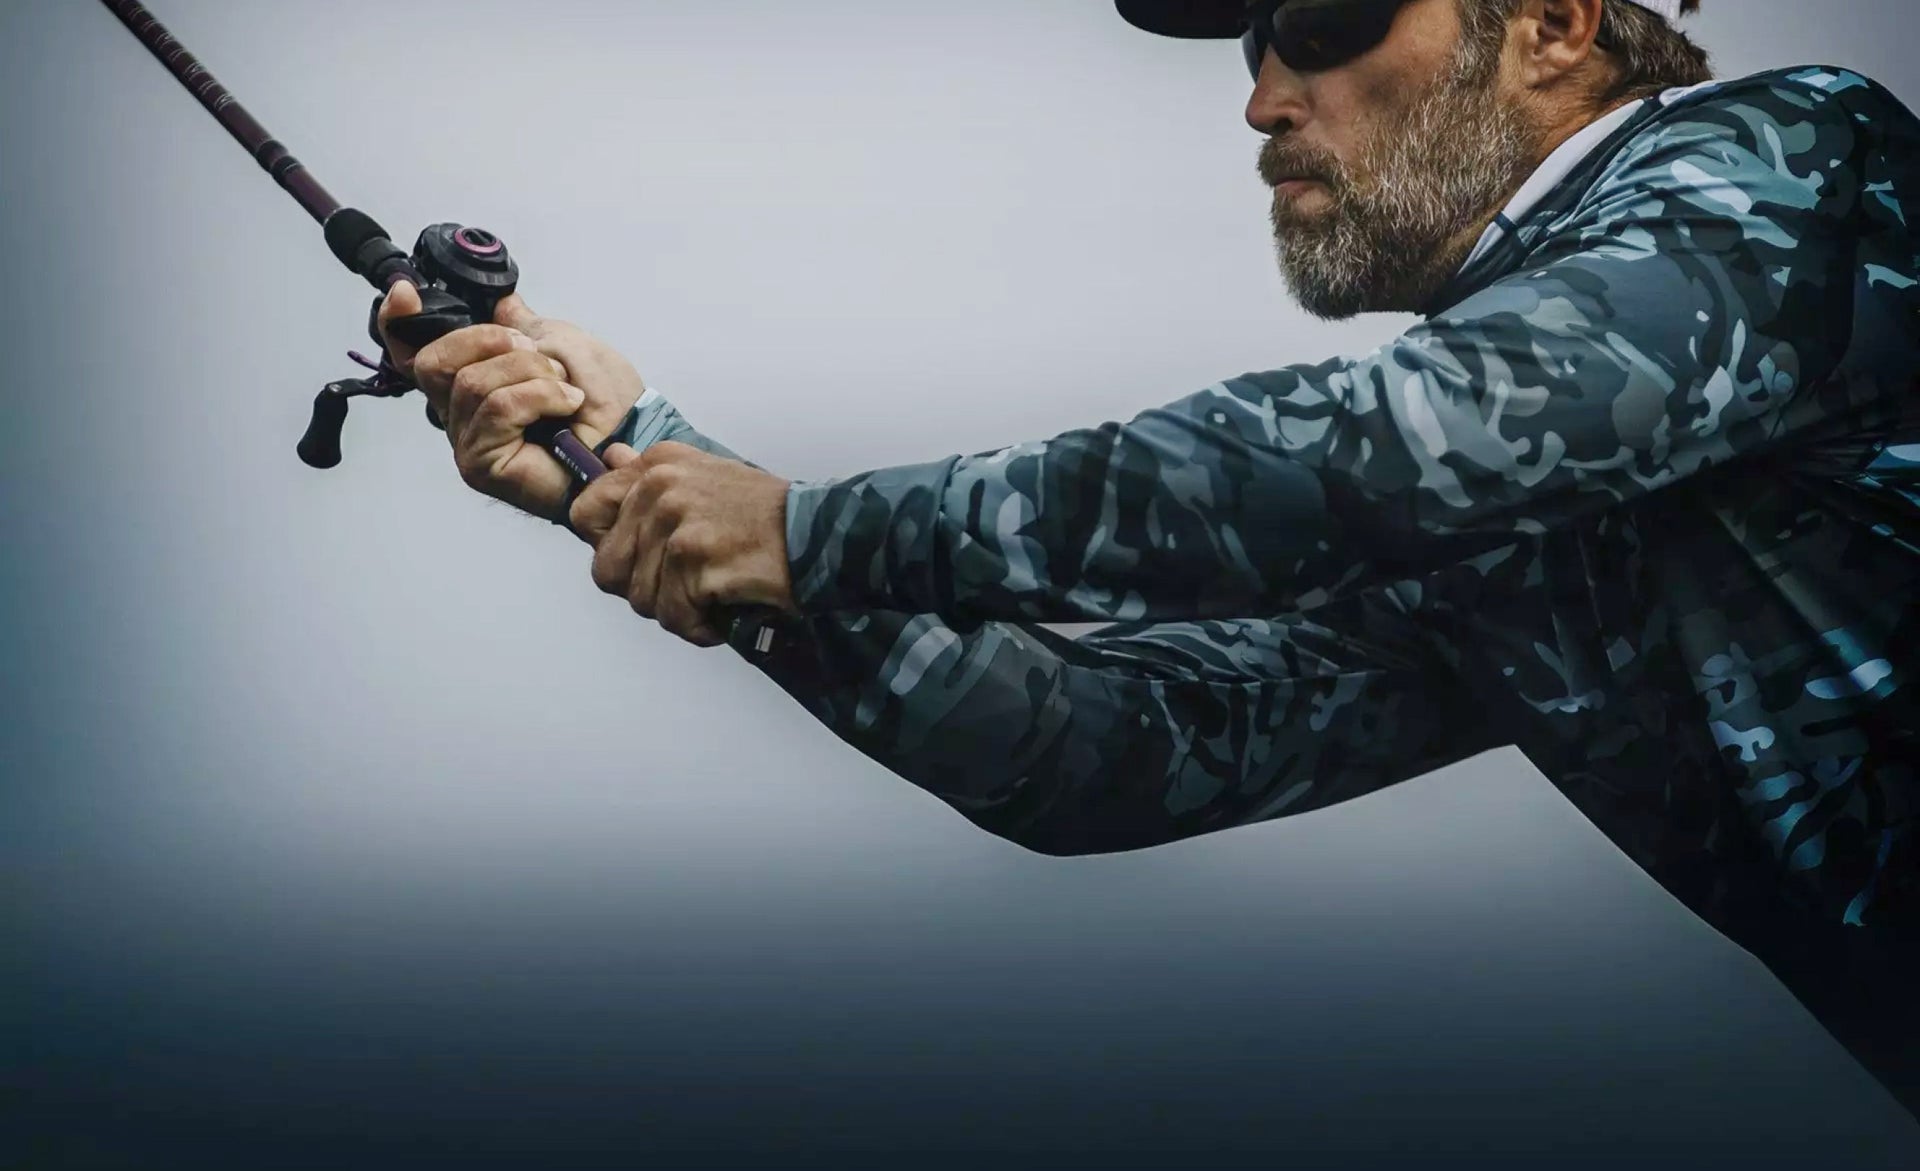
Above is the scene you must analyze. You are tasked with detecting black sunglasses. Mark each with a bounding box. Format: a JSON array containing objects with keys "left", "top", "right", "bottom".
[
  {"left": 1242, "top": 0, "right": 1627, "bottom": 80},
  {"left": 1240, "top": 0, "right": 1414, "bottom": 78}
]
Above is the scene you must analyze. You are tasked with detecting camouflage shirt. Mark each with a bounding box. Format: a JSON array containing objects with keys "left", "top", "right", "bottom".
[{"left": 610, "top": 66, "right": 1920, "bottom": 1038}]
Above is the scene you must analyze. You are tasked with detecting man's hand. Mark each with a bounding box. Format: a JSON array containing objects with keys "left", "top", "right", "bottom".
[
  {"left": 375, "top": 282, "right": 648, "bottom": 521},
  {"left": 570, "top": 442, "right": 796, "bottom": 647}
]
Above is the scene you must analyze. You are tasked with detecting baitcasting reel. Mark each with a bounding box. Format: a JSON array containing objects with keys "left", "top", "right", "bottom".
[{"left": 296, "top": 221, "right": 520, "bottom": 470}]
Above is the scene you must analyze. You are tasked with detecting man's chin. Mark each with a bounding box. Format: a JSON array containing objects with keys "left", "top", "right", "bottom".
[
  {"left": 1287, "top": 288, "right": 1368, "bottom": 321},
  {"left": 1276, "top": 251, "right": 1447, "bottom": 321},
  {"left": 1273, "top": 239, "right": 1385, "bottom": 321}
]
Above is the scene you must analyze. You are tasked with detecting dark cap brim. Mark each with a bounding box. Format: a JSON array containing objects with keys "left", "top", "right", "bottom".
[{"left": 1115, "top": 1, "right": 1248, "bottom": 39}]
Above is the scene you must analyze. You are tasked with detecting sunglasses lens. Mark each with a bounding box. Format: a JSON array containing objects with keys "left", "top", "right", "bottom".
[{"left": 1246, "top": 1, "right": 1402, "bottom": 77}]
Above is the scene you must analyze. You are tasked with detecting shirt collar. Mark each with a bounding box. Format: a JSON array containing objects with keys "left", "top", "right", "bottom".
[{"left": 1457, "top": 98, "right": 1648, "bottom": 274}]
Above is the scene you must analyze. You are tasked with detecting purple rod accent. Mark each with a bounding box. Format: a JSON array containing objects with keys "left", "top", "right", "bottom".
[
  {"left": 99, "top": 0, "right": 341, "bottom": 225},
  {"left": 553, "top": 431, "right": 609, "bottom": 487}
]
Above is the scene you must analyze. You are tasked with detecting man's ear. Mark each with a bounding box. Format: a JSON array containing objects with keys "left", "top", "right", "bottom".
[{"left": 1512, "top": 0, "right": 1605, "bottom": 90}]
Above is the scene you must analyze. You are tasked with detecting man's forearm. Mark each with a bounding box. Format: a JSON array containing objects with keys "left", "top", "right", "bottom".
[
  {"left": 601, "top": 394, "right": 1488, "bottom": 853},
  {"left": 727, "top": 601, "right": 1498, "bottom": 855}
]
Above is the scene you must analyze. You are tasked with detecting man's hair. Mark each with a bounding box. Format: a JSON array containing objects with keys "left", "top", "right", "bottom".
[{"left": 1457, "top": 0, "right": 1712, "bottom": 104}]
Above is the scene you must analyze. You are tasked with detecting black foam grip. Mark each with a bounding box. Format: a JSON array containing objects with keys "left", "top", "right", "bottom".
[{"left": 324, "top": 208, "right": 391, "bottom": 275}]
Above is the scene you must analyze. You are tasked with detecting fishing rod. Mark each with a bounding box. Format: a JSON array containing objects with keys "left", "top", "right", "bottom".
[{"left": 98, "top": 0, "right": 608, "bottom": 487}]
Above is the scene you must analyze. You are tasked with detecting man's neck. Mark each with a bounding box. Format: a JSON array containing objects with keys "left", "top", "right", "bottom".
[{"left": 1440, "top": 95, "right": 1650, "bottom": 291}]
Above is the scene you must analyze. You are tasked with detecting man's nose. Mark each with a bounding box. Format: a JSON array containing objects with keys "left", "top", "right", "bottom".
[{"left": 1245, "top": 48, "right": 1310, "bottom": 135}]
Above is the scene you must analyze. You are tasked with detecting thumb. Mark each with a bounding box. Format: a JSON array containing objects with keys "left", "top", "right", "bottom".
[
  {"left": 376, "top": 279, "right": 426, "bottom": 369},
  {"left": 567, "top": 443, "right": 641, "bottom": 544},
  {"left": 493, "top": 291, "right": 542, "bottom": 334},
  {"left": 379, "top": 278, "right": 423, "bottom": 324}
]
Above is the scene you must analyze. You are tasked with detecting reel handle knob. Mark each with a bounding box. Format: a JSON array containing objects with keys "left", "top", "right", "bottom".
[{"left": 297, "top": 383, "right": 354, "bottom": 469}]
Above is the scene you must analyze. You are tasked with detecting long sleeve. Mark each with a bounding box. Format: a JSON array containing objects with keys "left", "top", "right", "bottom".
[
  {"left": 727, "top": 597, "right": 1497, "bottom": 855},
  {"left": 784, "top": 73, "right": 1916, "bottom": 625},
  {"left": 605, "top": 397, "right": 1494, "bottom": 855}
]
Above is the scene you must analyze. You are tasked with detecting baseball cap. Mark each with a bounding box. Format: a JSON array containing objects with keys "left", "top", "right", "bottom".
[{"left": 1116, "top": 0, "right": 1687, "bottom": 39}]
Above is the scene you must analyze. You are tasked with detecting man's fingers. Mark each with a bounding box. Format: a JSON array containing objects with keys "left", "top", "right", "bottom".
[
  {"left": 655, "top": 568, "right": 723, "bottom": 647},
  {"left": 413, "top": 325, "right": 534, "bottom": 408},
  {"left": 590, "top": 476, "right": 654, "bottom": 598},
  {"left": 445, "top": 350, "right": 568, "bottom": 437},
  {"left": 598, "top": 462, "right": 678, "bottom": 614},
  {"left": 578, "top": 443, "right": 785, "bottom": 646},
  {"left": 656, "top": 531, "right": 727, "bottom": 647},
  {"left": 569, "top": 448, "right": 643, "bottom": 541},
  {"left": 460, "top": 379, "right": 585, "bottom": 461},
  {"left": 571, "top": 476, "right": 631, "bottom": 543},
  {"left": 623, "top": 472, "right": 681, "bottom": 619}
]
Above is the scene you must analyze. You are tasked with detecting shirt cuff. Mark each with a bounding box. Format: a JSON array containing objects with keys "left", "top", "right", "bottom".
[{"left": 607, "top": 388, "right": 682, "bottom": 451}]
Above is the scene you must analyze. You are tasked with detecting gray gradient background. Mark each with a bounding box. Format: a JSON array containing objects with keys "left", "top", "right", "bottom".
[{"left": 5, "top": 0, "right": 1919, "bottom": 1165}]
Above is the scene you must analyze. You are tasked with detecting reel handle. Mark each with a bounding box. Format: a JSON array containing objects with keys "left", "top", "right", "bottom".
[{"left": 296, "top": 382, "right": 353, "bottom": 469}]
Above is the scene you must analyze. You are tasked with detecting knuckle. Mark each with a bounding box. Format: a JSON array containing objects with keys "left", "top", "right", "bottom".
[
  {"left": 457, "top": 454, "right": 489, "bottom": 490},
  {"left": 621, "top": 479, "right": 652, "bottom": 518},
  {"left": 477, "top": 324, "right": 520, "bottom": 352},
  {"left": 627, "top": 587, "right": 655, "bottom": 619},
  {"left": 472, "top": 382, "right": 524, "bottom": 422},
  {"left": 665, "top": 524, "right": 709, "bottom": 561},
  {"left": 413, "top": 344, "right": 449, "bottom": 382},
  {"left": 692, "top": 569, "right": 730, "bottom": 607},
  {"left": 518, "top": 349, "right": 560, "bottom": 378},
  {"left": 641, "top": 464, "right": 684, "bottom": 493},
  {"left": 468, "top": 390, "right": 505, "bottom": 426},
  {"left": 601, "top": 469, "right": 642, "bottom": 503},
  {"left": 569, "top": 495, "right": 598, "bottom": 535},
  {"left": 450, "top": 364, "right": 485, "bottom": 401}
]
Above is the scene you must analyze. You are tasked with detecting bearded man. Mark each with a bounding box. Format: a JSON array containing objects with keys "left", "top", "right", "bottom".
[{"left": 381, "top": 0, "right": 1920, "bottom": 1116}]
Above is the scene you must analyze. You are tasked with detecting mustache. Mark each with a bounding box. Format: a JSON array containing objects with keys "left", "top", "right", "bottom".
[{"left": 1257, "top": 136, "right": 1346, "bottom": 190}]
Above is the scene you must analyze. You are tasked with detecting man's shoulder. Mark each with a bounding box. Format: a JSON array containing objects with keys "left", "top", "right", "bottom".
[
  {"left": 1636, "top": 64, "right": 1916, "bottom": 140},
  {"left": 1567, "top": 65, "right": 1920, "bottom": 216}
]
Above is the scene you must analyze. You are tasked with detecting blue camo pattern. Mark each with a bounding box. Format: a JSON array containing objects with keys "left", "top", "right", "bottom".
[{"left": 611, "top": 67, "right": 1919, "bottom": 982}]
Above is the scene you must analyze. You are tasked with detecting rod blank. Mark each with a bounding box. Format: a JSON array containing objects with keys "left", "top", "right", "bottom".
[{"left": 100, "top": 0, "right": 342, "bottom": 224}]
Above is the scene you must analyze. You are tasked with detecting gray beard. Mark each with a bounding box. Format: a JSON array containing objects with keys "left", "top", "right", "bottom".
[{"left": 1265, "top": 68, "right": 1539, "bottom": 319}]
